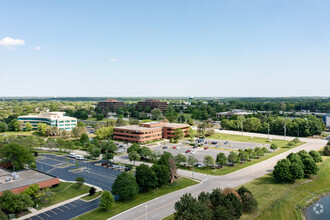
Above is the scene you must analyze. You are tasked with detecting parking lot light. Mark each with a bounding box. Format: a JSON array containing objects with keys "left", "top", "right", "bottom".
[{"left": 145, "top": 205, "right": 148, "bottom": 220}]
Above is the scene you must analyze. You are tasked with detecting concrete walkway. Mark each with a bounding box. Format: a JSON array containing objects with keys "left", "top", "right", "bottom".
[{"left": 17, "top": 179, "right": 102, "bottom": 220}]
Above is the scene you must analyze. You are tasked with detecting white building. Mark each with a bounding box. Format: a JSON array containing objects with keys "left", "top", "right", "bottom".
[
  {"left": 216, "top": 109, "right": 253, "bottom": 119},
  {"left": 18, "top": 112, "right": 77, "bottom": 131},
  {"left": 324, "top": 114, "right": 330, "bottom": 129}
]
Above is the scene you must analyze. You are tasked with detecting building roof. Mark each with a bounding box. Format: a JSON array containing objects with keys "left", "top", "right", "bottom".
[
  {"left": 18, "top": 112, "right": 77, "bottom": 120},
  {"left": 0, "top": 168, "right": 56, "bottom": 193},
  {"left": 164, "top": 123, "right": 190, "bottom": 128},
  {"left": 114, "top": 122, "right": 189, "bottom": 131},
  {"left": 114, "top": 125, "right": 162, "bottom": 131}
]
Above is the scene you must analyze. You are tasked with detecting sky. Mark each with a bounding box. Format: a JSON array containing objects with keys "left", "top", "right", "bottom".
[{"left": 0, "top": 0, "right": 330, "bottom": 97}]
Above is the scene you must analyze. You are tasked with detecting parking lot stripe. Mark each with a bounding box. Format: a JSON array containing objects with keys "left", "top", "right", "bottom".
[
  {"left": 68, "top": 203, "right": 76, "bottom": 207},
  {"left": 36, "top": 215, "right": 44, "bottom": 220},
  {"left": 43, "top": 212, "right": 51, "bottom": 218},
  {"left": 49, "top": 209, "right": 57, "bottom": 215},
  {"left": 63, "top": 205, "right": 70, "bottom": 209},
  {"left": 56, "top": 207, "right": 64, "bottom": 212}
]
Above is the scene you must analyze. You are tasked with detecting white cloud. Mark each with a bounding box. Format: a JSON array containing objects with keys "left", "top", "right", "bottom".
[
  {"left": 109, "top": 58, "right": 118, "bottom": 62},
  {"left": 34, "top": 46, "right": 41, "bottom": 51},
  {"left": 0, "top": 37, "right": 25, "bottom": 46}
]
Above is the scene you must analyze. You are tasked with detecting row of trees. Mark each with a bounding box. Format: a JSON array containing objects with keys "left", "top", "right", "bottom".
[
  {"left": 174, "top": 186, "right": 258, "bottom": 220},
  {"left": 221, "top": 115, "right": 324, "bottom": 137},
  {"left": 112, "top": 151, "right": 178, "bottom": 200},
  {"left": 273, "top": 150, "right": 322, "bottom": 182}
]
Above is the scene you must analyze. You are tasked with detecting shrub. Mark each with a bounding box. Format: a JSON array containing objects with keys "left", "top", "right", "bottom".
[
  {"left": 75, "top": 177, "right": 85, "bottom": 188},
  {"left": 89, "top": 187, "right": 96, "bottom": 196},
  {"left": 309, "top": 150, "right": 322, "bottom": 163},
  {"left": 99, "top": 190, "right": 114, "bottom": 211},
  {"left": 270, "top": 143, "right": 278, "bottom": 150},
  {"left": 324, "top": 145, "right": 330, "bottom": 156}
]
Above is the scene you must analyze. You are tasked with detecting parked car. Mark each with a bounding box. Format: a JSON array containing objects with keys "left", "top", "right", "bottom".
[
  {"left": 125, "top": 167, "right": 132, "bottom": 171},
  {"left": 173, "top": 146, "right": 177, "bottom": 149},
  {"left": 215, "top": 145, "right": 220, "bottom": 148},
  {"left": 224, "top": 141, "right": 229, "bottom": 144},
  {"left": 69, "top": 153, "right": 77, "bottom": 158},
  {"left": 204, "top": 147, "right": 208, "bottom": 150},
  {"left": 75, "top": 155, "right": 84, "bottom": 160},
  {"left": 211, "top": 141, "right": 218, "bottom": 145},
  {"left": 193, "top": 145, "right": 198, "bottom": 148},
  {"left": 195, "top": 163, "right": 204, "bottom": 168},
  {"left": 186, "top": 150, "right": 191, "bottom": 153},
  {"left": 163, "top": 146, "right": 168, "bottom": 149},
  {"left": 190, "top": 150, "right": 196, "bottom": 154}
]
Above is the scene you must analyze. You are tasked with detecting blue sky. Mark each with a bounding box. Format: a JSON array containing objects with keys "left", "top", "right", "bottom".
[{"left": 0, "top": 0, "right": 329, "bottom": 97}]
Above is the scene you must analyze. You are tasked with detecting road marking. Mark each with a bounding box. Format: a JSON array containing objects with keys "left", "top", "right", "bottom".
[
  {"left": 63, "top": 205, "right": 70, "bottom": 209},
  {"left": 49, "top": 210, "right": 57, "bottom": 215},
  {"left": 43, "top": 212, "right": 51, "bottom": 218},
  {"left": 69, "top": 203, "right": 76, "bottom": 207},
  {"left": 36, "top": 215, "right": 44, "bottom": 220},
  {"left": 56, "top": 207, "right": 64, "bottom": 212}
]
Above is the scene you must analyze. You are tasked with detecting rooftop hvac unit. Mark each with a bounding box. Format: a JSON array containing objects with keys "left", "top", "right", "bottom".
[
  {"left": 0, "top": 179, "right": 2, "bottom": 184},
  {"left": 5, "top": 177, "right": 11, "bottom": 182},
  {"left": 13, "top": 174, "right": 20, "bottom": 180},
  {"left": 10, "top": 172, "right": 17, "bottom": 177}
]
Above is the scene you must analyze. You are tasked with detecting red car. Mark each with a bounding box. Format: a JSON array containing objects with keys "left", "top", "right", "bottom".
[
  {"left": 173, "top": 146, "right": 177, "bottom": 149},
  {"left": 186, "top": 150, "right": 191, "bottom": 153},
  {"left": 204, "top": 147, "right": 208, "bottom": 150}
]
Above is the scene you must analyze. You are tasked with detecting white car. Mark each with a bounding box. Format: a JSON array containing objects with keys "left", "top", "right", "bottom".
[
  {"left": 75, "top": 155, "right": 84, "bottom": 160},
  {"left": 190, "top": 150, "right": 196, "bottom": 154},
  {"left": 69, "top": 153, "right": 77, "bottom": 158}
]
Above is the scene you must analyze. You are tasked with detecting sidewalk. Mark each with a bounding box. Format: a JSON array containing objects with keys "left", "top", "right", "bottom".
[{"left": 16, "top": 179, "right": 102, "bottom": 220}]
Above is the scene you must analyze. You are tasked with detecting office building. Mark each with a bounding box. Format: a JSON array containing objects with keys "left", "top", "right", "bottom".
[
  {"left": 17, "top": 112, "right": 77, "bottom": 131},
  {"left": 136, "top": 99, "right": 168, "bottom": 111},
  {"left": 113, "top": 122, "right": 190, "bottom": 143},
  {"left": 96, "top": 99, "right": 127, "bottom": 112},
  {"left": 216, "top": 109, "right": 252, "bottom": 119}
]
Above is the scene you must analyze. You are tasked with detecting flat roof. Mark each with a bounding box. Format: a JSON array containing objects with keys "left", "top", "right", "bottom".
[
  {"left": 0, "top": 168, "right": 56, "bottom": 192},
  {"left": 164, "top": 123, "right": 189, "bottom": 128},
  {"left": 114, "top": 125, "right": 162, "bottom": 131}
]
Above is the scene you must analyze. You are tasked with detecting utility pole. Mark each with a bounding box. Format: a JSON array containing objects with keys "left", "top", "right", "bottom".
[
  {"left": 284, "top": 123, "right": 286, "bottom": 140},
  {"left": 267, "top": 123, "right": 270, "bottom": 142},
  {"left": 241, "top": 119, "right": 243, "bottom": 135}
]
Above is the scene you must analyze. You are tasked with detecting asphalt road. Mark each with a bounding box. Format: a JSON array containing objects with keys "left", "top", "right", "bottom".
[{"left": 110, "top": 132, "right": 327, "bottom": 220}]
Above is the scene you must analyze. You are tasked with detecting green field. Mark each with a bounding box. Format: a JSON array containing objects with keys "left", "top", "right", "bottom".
[
  {"left": 35, "top": 182, "right": 90, "bottom": 209},
  {"left": 0, "top": 131, "right": 35, "bottom": 136},
  {"left": 240, "top": 156, "right": 330, "bottom": 220},
  {"left": 75, "top": 178, "right": 198, "bottom": 220},
  {"left": 181, "top": 133, "right": 303, "bottom": 175}
]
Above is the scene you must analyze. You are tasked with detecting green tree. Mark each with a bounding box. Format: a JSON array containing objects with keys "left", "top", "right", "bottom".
[
  {"left": 151, "top": 108, "right": 162, "bottom": 120},
  {"left": 25, "top": 122, "right": 33, "bottom": 131},
  {"left": 0, "top": 190, "right": 34, "bottom": 213},
  {"left": 302, "top": 157, "right": 319, "bottom": 177},
  {"left": 75, "top": 177, "right": 85, "bottom": 188},
  {"left": 228, "top": 151, "right": 238, "bottom": 164},
  {"left": 112, "top": 172, "right": 139, "bottom": 200},
  {"left": 151, "top": 164, "right": 170, "bottom": 186},
  {"left": 309, "top": 150, "right": 322, "bottom": 163},
  {"left": 225, "top": 192, "right": 243, "bottom": 219},
  {"left": 115, "top": 117, "right": 127, "bottom": 126},
  {"left": 95, "top": 113, "right": 104, "bottom": 121},
  {"left": 187, "top": 155, "right": 198, "bottom": 167},
  {"left": 0, "top": 122, "right": 7, "bottom": 133},
  {"left": 0, "top": 210, "right": 7, "bottom": 220},
  {"left": 270, "top": 143, "right": 278, "bottom": 151},
  {"left": 203, "top": 155, "right": 215, "bottom": 167},
  {"left": 216, "top": 153, "right": 227, "bottom": 167},
  {"left": 80, "top": 133, "right": 89, "bottom": 144},
  {"left": 103, "top": 153, "right": 114, "bottom": 162},
  {"left": 324, "top": 145, "right": 330, "bottom": 156},
  {"left": 273, "top": 159, "right": 292, "bottom": 182},
  {"left": 238, "top": 150, "right": 249, "bottom": 162},
  {"left": 37, "top": 123, "right": 48, "bottom": 136},
  {"left": 23, "top": 184, "right": 40, "bottom": 200},
  {"left": 127, "top": 143, "right": 141, "bottom": 154},
  {"left": 0, "top": 143, "right": 35, "bottom": 171},
  {"left": 138, "top": 146, "right": 152, "bottom": 160},
  {"left": 95, "top": 127, "right": 113, "bottom": 139},
  {"left": 237, "top": 186, "right": 258, "bottom": 213},
  {"left": 99, "top": 190, "right": 114, "bottom": 211},
  {"left": 128, "top": 151, "right": 140, "bottom": 165},
  {"left": 135, "top": 164, "right": 158, "bottom": 192},
  {"left": 174, "top": 154, "right": 187, "bottom": 166},
  {"left": 289, "top": 162, "right": 304, "bottom": 180},
  {"left": 173, "top": 128, "right": 184, "bottom": 141},
  {"left": 165, "top": 106, "right": 178, "bottom": 122}
]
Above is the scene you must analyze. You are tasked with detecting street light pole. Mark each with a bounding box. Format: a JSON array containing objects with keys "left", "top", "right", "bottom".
[
  {"left": 241, "top": 119, "right": 243, "bottom": 135},
  {"left": 284, "top": 123, "right": 286, "bottom": 140},
  {"left": 145, "top": 205, "right": 148, "bottom": 220},
  {"left": 267, "top": 123, "right": 270, "bottom": 142}
]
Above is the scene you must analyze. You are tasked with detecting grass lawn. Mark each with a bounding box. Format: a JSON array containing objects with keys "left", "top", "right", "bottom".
[
  {"left": 35, "top": 182, "right": 90, "bottom": 209},
  {"left": 240, "top": 156, "right": 330, "bottom": 220},
  {"left": 0, "top": 131, "right": 35, "bottom": 136},
  {"left": 75, "top": 177, "right": 198, "bottom": 220},
  {"left": 81, "top": 191, "right": 103, "bottom": 201}
]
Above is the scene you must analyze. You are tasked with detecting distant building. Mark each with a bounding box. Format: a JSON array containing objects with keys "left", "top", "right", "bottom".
[
  {"left": 113, "top": 122, "right": 190, "bottom": 143},
  {"left": 136, "top": 99, "right": 168, "bottom": 111},
  {"left": 96, "top": 99, "right": 126, "bottom": 112},
  {"left": 17, "top": 112, "right": 77, "bottom": 131},
  {"left": 0, "top": 168, "right": 59, "bottom": 195},
  {"left": 324, "top": 114, "right": 330, "bottom": 129},
  {"left": 216, "top": 109, "right": 252, "bottom": 119}
]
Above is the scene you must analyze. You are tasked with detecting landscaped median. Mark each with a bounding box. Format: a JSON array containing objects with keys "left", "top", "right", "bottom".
[
  {"left": 180, "top": 134, "right": 304, "bottom": 175},
  {"left": 74, "top": 177, "right": 198, "bottom": 220}
]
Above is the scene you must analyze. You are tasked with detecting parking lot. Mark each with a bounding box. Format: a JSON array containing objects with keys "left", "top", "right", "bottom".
[
  {"left": 147, "top": 138, "right": 270, "bottom": 163},
  {"left": 35, "top": 154, "right": 121, "bottom": 191}
]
